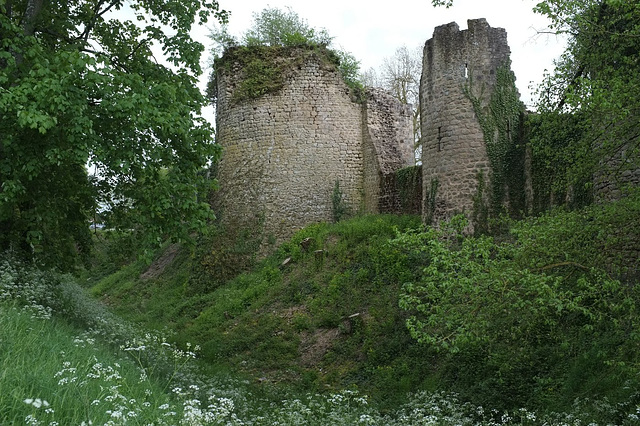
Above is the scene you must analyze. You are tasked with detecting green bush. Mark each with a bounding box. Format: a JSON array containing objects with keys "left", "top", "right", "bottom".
[{"left": 397, "top": 198, "right": 640, "bottom": 409}]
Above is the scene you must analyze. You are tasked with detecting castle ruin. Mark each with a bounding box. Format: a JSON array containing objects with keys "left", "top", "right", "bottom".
[
  {"left": 213, "top": 19, "right": 519, "bottom": 245},
  {"left": 213, "top": 46, "right": 414, "bottom": 245},
  {"left": 420, "top": 18, "right": 513, "bottom": 224}
]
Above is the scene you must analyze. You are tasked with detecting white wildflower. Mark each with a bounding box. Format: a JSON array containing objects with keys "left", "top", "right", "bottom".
[{"left": 24, "top": 414, "right": 40, "bottom": 425}]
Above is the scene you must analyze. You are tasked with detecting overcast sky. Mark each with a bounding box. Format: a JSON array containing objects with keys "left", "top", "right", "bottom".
[
  {"left": 199, "top": 1, "right": 566, "bottom": 105},
  {"left": 189, "top": 0, "right": 568, "bottom": 123}
]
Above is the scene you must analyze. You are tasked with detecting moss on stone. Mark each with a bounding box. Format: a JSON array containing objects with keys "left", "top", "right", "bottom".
[{"left": 214, "top": 45, "right": 343, "bottom": 104}]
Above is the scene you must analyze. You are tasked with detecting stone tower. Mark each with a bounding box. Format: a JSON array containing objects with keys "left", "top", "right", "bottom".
[
  {"left": 213, "top": 46, "right": 413, "bottom": 246},
  {"left": 420, "top": 18, "right": 513, "bottom": 224}
]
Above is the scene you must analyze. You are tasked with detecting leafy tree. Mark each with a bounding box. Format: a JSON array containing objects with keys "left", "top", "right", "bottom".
[
  {"left": 0, "top": 0, "right": 228, "bottom": 268},
  {"left": 334, "top": 49, "right": 362, "bottom": 94},
  {"left": 397, "top": 204, "right": 640, "bottom": 408},
  {"left": 242, "top": 6, "right": 332, "bottom": 47},
  {"left": 209, "top": 6, "right": 332, "bottom": 55},
  {"left": 209, "top": 7, "right": 362, "bottom": 94},
  {"left": 533, "top": 0, "right": 640, "bottom": 196}
]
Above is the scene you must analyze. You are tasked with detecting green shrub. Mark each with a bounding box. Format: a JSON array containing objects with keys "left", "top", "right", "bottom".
[
  {"left": 331, "top": 179, "right": 350, "bottom": 223},
  {"left": 397, "top": 200, "right": 640, "bottom": 409}
]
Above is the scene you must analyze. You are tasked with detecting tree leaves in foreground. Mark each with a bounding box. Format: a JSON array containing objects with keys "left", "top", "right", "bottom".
[{"left": 0, "top": 0, "right": 227, "bottom": 268}]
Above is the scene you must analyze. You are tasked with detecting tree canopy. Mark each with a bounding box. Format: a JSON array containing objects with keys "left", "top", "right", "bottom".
[
  {"left": 0, "top": 0, "right": 227, "bottom": 268},
  {"left": 209, "top": 6, "right": 332, "bottom": 54},
  {"left": 242, "top": 6, "right": 332, "bottom": 48},
  {"left": 534, "top": 0, "right": 640, "bottom": 195}
]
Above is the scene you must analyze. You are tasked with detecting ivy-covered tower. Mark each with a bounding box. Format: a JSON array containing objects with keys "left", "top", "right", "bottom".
[{"left": 420, "top": 19, "right": 520, "bottom": 226}]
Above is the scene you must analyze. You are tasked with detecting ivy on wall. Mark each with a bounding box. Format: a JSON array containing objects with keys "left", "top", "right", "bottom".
[
  {"left": 464, "top": 62, "right": 526, "bottom": 229},
  {"left": 396, "top": 165, "right": 422, "bottom": 215},
  {"left": 526, "top": 112, "right": 593, "bottom": 212},
  {"left": 331, "top": 179, "right": 351, "bottom": 222},
  {"left": 472, "top": 170, "right": 489, "bottom": 235},
  {"left": 212, "top": 45, "right": 303, "bottom": 104},
  {"left": 424, "top": 178, "right": 439, "bottom": 225}
]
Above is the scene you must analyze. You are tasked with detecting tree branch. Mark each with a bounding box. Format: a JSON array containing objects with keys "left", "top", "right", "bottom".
[
  {"left": 555, "top": 1, "right": 610, "bottom": 111},
  {"left": 78, "top": 0, "right": 121, "bottom": 44}
]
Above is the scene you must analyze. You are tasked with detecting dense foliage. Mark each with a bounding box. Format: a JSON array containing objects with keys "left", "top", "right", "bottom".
[
  {"left": 398, "top": 193, "right": 640, "bottom": 409},
  {"left": 209, "top": 6, "right": 332, "bottom": 54},
  {"left": 533, "top": 0, "right": 640, "bottom": 197},
  {"left": 0, "top": 0, "right": 227, "bottom": 268},
  {"left": 241, "top": 6, "right": 332, "bottom": 48},
  {"left": 88, "top": 193, "right": 640, "bottom": 418},
  {"left": 4, "top": 228, "right": 640, "bottom": 426}
]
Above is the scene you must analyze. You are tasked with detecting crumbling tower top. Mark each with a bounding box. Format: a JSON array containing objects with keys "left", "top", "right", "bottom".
[{"left": 420, "top": 18, "right": 514, "bottom": 224}]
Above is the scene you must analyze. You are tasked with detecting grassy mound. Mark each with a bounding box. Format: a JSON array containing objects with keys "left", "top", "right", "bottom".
[
  {"left": 88, "top": 194, "right": 640, "bottom": 419},
  {"left": 90, "top": 215, "right": 428, "bottom": 407},
  {"left": 4, "top": 193, "right": 640, "bottom": 423}
]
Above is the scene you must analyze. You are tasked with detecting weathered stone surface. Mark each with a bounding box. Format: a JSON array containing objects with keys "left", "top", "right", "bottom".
[
  {"left": 214, "top": 20, "right": 522, "bottom": 245},
  {"left": 214, "top": 47, "right": 413, "bottom": 247},
  {"left": 420, "top": 19, "right": 513, "bottom": 224},
  {"left": 595, "top": 144, "right": 640, "bottom": 202},
  {"left": 363, "top": 88, "right": 415, "bottom": 213}
]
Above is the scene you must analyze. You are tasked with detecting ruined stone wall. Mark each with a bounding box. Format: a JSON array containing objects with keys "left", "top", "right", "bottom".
[
  {"left": 362, "top": 88, "right": 415, "bottom": 213},
  {"left": 420, "top": 19, "right": 512, "bottom": 224},
  {"left": 595, "top": 147, "right": 640, "bottom": 202},
  {"left": 213, "top": 45, "right": 424, "bottom": 246},
  {"left": 214, "top": 48, "right": 364, "bottom": 245}
]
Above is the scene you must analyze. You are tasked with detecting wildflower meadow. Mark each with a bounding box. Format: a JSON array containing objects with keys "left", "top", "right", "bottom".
[{"left": 2, "top": 254, "right": 640, "bottom": 425}]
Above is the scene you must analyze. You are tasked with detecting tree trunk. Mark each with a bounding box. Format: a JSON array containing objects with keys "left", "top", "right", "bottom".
[{"left": 22, "top": 0, "right": 44, "bottom": 36}]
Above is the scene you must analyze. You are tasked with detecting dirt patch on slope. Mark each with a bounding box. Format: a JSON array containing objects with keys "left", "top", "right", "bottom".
[
  {"left": 140, "top": 244, "right": 179, "bottom": 280},
  {"left": 299, "top": 328, "right": 341, "bottom": 367}
]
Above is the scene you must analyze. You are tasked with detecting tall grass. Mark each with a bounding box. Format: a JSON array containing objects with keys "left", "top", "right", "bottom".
[
  {"left": 0, "top": 254, "right": 251, "bottom": 425},
  {"left": 1, "top": 302, "right": 174, "bottom": 424}
]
